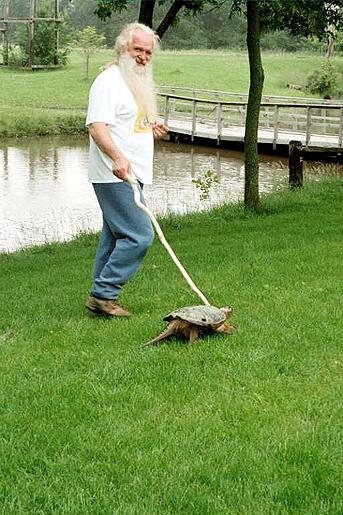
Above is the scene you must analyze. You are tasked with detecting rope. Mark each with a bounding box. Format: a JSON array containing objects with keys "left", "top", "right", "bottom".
[{"left": 127, "top": 176, "right": 210, "bottom": 306}]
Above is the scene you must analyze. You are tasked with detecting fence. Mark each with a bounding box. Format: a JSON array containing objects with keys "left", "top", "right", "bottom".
[{"left": 157, "top": 89, "right": 343, "bottom": 148}]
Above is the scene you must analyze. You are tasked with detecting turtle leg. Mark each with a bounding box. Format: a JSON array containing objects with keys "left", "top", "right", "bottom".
[
  {"left": 142, "top": 320, "right": 180, "bottom": 347},
  {"left": 178, "top": 322, "right": 200, "bottom": 343},
  {"left": 215, "top": 322, "right": 235, "bottom": 334},
  {"left": 188, "top": 327, "right": 200, "bottom": 343}
]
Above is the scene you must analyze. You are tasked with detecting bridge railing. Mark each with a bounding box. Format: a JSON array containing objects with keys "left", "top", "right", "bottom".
[
  {"left": 158, "top": 85, "right": 343, "bottom": 106},
  {"left": 157, "top": 92, "right": 343, "bottom": 148}
]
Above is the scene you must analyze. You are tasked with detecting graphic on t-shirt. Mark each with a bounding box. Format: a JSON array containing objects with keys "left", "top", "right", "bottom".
[{"left": 134, "top": 105, "right": 153, "bottom": 133}]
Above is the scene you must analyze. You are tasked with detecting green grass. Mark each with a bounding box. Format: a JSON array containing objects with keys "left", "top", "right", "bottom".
[
  {"left": 1, "top": 49, "right": 342, "bottom": 137},
  {"left": 0, "top": 180, "right": 342, "bottom": 514}
]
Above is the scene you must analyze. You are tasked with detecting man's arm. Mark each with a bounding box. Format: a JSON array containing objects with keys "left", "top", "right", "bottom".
[{"left": 89, "top": 122, "right": 131, "bottom": 181}]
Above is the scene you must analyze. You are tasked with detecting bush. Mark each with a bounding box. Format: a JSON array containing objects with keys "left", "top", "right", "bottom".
[
  {"left": 0, "top": 45, "right": 27, "bottom": 67},
  {"left": 305, "top": 60, "right": 340, "bottom": 98},
  {"left": 13, "top": 1, "right": 70, "bottom": 67}
]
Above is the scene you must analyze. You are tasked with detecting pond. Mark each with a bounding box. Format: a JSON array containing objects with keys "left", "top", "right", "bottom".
[{"left": 0, "top": 136, "right": 340, "bottom": 253}]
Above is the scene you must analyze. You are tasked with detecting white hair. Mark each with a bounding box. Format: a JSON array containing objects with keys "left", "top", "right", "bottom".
[{"left": 115, "top": 22, "right": 160, "bottom": 57}]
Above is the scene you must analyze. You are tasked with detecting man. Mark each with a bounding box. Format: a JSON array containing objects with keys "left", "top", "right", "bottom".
[{"left": 85, "top": 23, "right": 168, "bottom": 317}]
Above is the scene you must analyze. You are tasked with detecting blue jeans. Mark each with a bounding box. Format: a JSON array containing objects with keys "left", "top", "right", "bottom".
[{"left": 90, "top": 182, "right": 154, "bottom": 300}]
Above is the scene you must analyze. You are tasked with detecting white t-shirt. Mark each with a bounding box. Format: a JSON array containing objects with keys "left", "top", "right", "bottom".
[{"left": 86, "top": 65, "right": 154, "bottom": 184}]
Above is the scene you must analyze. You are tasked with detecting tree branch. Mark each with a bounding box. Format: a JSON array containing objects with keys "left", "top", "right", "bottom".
[{"left": 155, "top": 0, "right": 186, "bottom": 39}]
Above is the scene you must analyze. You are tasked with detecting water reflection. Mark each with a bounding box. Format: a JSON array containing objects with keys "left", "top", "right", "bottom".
[{"left": 0, "top": 136, "right": 341, "bottom": 253}]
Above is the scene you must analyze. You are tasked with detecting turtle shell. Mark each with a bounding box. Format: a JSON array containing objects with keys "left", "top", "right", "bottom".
[{"left": 164, "top": 305, "right": 232, "bottom": 328}]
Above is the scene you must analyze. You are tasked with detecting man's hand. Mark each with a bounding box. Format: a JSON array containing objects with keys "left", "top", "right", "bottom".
[
  {"left": 112, "top": 155, "right": 132, "bottom": 181},
  {"left": 151, "top": 122, "right": 169, "bottom": 140}
]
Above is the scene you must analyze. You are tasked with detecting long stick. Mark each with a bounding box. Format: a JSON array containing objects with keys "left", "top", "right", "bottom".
[{"left": 127, "top": 176, "right": 210, "bottom": 306}]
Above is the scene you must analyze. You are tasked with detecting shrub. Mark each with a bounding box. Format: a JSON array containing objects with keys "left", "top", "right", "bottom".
[
  {"left": 13, "top": 1, "right": 70, "bottom": 67},
  {"left": 305, "top": 60, "right": 340, "bottom": 97}
]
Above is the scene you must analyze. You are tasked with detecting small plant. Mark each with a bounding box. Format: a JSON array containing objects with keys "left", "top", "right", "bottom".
[
  {"left": 306, "top": 60, "right": 339, "bottom": 97},
  {"left": 73, "top": 27, "right": 106, "bottom": 80},
  {"left": 192, "top": 169, "right": 219, "bottom": 201}
]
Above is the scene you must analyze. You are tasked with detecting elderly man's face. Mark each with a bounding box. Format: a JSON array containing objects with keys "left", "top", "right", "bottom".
[{"left": 126, "top": 29, "right": 154, "bottom": 67}]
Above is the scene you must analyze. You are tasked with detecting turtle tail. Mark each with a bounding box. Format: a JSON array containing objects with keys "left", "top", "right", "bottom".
[{"left": 142, "top": 320, "right": 179, "bottom": 348}]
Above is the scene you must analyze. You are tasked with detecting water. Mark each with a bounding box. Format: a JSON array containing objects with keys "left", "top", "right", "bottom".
[{"left": 0, "top": 136, "right": 340, "bottom": 253}]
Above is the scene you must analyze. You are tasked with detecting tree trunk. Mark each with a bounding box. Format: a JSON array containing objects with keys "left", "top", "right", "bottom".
[
  {"left": 244, "top": 0, "right": 264, "bottom": 210},
  {"left": 156, "top": 0, "right": 186, "bottom": 39},
  {"left": 325, "top": 26, "right": 335, "bottom": 59},
  {"left": 138, "top": 0, "right": 156, "bottom": 28}
]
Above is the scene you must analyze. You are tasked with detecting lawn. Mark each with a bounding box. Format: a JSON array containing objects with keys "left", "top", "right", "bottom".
[
  {"left": 0, "top": 180, "right": 342, "bottom": 514},
  {"left": 0, "top": 49, "right": 342, "bottom": 137}
]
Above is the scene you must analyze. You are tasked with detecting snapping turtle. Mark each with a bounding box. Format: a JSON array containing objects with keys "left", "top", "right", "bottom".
[{"left": 143, "top": 305, "right": 235, "bottom": 347}]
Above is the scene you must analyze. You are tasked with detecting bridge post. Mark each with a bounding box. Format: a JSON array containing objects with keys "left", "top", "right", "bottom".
[
  {"left": 164, "top": 96, "right": 170, "bottom": 126},
  {"left": 191, "top": 100, "right": 197, "bottom": 142},
  {"left": 289, "top": 140, "right": 303, "bottom": 188},
  {"left": 216, "top": 103, "right": 222, "bottom": 145}
]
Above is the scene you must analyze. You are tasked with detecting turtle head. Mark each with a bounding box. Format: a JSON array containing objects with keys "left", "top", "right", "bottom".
[{"left": 221, "top": 306, "right": 233, "bottom": 319}]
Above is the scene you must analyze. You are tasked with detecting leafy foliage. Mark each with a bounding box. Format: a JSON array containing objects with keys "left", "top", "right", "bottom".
[
  {"left": 192, "top": 170, "right": 219, "bottom": 201},
  {"left": 73, "top": 25, "right": 106, "bottom": 52},
  {"left": 13, "top": 0, "right": 70, "bottom": 67},
  {"left": 94, "top": 0, "right": 130, "bottom": 20},
  {"left": 231, "top": 0, "right": 343, "bottom": 40},
  {"left": 306, "top": 60, "right": 340, "bottom": 97}
]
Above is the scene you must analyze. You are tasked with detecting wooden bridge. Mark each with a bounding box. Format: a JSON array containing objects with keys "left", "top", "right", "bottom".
[{"left": 157, "top": 86, "right": 343, "bottom": 150}]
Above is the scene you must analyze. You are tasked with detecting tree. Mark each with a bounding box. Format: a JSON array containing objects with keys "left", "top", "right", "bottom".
[
  {"left": 73, "top": 26, "right": 106, "bottom": 79},
  {"left": 94, "top": 0, "right": 223, "bottom": 38},
  {"left": 232, "top": 0, "right": 343, "bottom": 209},
  {"left": 244, "top": 0, "right": 263, "bottom": 209}
]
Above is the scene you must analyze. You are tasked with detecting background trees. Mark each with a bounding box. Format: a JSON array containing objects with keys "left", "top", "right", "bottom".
[{"left": 2, "top": 0, "right": 342, "bottom": 53}]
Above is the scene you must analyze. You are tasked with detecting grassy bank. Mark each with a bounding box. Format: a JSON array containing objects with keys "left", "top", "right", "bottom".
[
  {"left": 0, "top": 180, "right": 342, "bottom": 513},
  {"left": 1, "top": 50, "right": 342, "bottom": 137}
]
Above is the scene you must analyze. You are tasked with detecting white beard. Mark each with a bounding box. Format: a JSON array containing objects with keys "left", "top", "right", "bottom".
[{"left": 118, "top": 54, "right": 157, "bottom": 123}]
